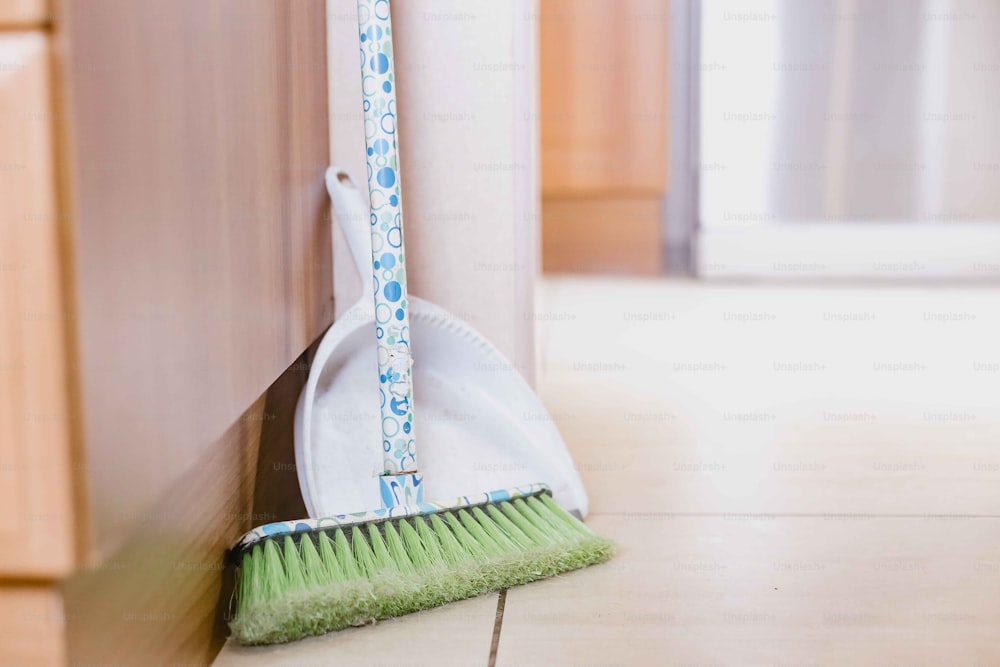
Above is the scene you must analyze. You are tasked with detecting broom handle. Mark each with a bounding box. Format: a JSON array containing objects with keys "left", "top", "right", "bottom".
[{"left": 357, "top": 0, "right": 422, "bottom": 507}]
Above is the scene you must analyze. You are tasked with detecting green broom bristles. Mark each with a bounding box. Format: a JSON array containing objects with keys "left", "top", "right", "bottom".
[{"left": 230, "top": 494, "right": 614, "bottom": 645}]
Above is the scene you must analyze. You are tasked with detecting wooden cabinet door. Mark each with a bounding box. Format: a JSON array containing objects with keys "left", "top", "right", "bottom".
[
  {"left": 0, "top": 0, "right": 47, "bottom": 27},
  {"left": 540, "top": 0, "right": 669, "bottom": 196},
  {"left": 539, "top": 0, "right": 669, "bottom": 274},
  {"left": 0, "top": 32, "right": 75, "bottom": 576}
]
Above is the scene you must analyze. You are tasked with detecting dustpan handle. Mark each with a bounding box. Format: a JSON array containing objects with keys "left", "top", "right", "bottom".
[
  {"left": 357, "top": 0, "right": 422, "bottom": 507},
  {"left": 325, "top": 168, "right": 375, "bottom": 297}
]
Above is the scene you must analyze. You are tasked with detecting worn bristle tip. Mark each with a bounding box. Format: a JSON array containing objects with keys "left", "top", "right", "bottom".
[{"left": 230, "top": 495, "right": 614, "bottom": 645}]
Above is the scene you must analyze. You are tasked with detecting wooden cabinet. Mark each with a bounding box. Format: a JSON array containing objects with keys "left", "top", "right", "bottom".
[
  {"left": 539, "top": 0, "right": 669, "bottom": 274},
  {"left": 0, "top": 0, "right": 47, "bottom": 27},
  {"left": 57, "top": 0, "right": 333, "bottom": 564},
  {"left": 0, "top": 587, "right": 66, "bottom": 665},
  {"left": 0, "top": 1, "right": 331, "bottom": 664}
]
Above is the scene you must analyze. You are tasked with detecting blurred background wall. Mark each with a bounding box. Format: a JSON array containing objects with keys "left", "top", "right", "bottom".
[{"left": 539, "top": 0, "right": 1000, "bottom": 280}]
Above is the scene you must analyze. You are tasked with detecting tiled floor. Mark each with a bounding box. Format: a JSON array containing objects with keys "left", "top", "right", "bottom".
[{"left": 216, "top": 278, "right": 1000, "bottom": 666}]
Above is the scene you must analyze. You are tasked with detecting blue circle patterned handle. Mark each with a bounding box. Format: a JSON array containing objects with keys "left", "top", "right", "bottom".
[{"left": 357, "top": 0, "right": 422, "bottom": 507}]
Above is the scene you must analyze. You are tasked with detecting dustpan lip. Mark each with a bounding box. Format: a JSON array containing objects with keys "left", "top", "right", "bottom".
[{"left": 294, "top": 299, "right": 373, "bottom": 516}]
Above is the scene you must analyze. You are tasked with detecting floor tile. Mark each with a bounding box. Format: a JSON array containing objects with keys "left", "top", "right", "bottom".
[
  {"left": 498, "top": 513, "right": 1000, "bottom": 667},
  {"left": 214, "top": 593, "right": 498, "bottom": 667},
  {"left": 536, "top": 279, "right": 1000, "bottom": 516}
]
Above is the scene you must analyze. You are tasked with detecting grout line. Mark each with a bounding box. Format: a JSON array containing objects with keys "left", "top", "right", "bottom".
[
  {"left": 594, "top": 511, "right": 1000, "bottom": 520},
  {"left": 487, "top": 589, "right": 507, "bottom": 667}
]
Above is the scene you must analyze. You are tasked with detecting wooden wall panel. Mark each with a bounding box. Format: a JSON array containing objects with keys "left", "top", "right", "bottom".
[
  {"left": 53, "top": 0, "right": 332, "bottom": 563},
  {"left": 0, "top": 33, "right": 75, "bottom": 576}
]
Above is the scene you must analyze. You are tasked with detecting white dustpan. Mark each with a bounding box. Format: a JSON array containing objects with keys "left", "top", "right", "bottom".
[{"left": 293, "top": 169, "right": 588, "bottom": 519}]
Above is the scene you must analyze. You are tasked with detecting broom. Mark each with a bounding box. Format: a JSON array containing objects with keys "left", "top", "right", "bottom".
[{"left": 228, "top": 0, "right": 613, "bottom": 645}]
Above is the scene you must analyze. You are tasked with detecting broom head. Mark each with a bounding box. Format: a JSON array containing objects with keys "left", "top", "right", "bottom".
[{"left": 229, "top": 485, "right": 614, "bottom": 645}]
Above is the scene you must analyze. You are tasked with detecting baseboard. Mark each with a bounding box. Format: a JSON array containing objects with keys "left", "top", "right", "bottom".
[
  {"left": 542, "top": 195, "right": 663, "bottom": 275},
  {"left": 698, "top": 222, "right": 1000, "bottom": 280},
  {"left": 62, "top": 352, "right": 311, "bottom": 667}
]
